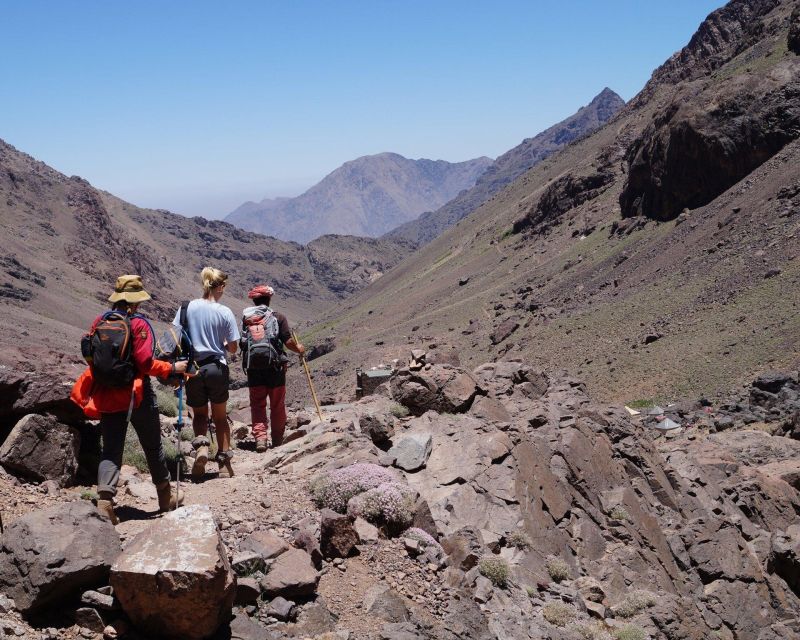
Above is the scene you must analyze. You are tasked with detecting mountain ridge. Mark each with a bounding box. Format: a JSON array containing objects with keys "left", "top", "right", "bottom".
[
  {"left": 225, "top": 153, "right": 492, "bottom": 244},
  {"left": 384, "top": 87, "right": 625, "bottom": 245}
]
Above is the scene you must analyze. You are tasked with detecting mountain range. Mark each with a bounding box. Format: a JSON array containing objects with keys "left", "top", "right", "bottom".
[
  {"left": 386, "top": 87, "right": 625, "bottom": 245},
  {"left": 225, "top": 153, "right": 492, "bottom": 244},
  {"left": 302, "top": 0, "right": 800, "bottom": 405}
]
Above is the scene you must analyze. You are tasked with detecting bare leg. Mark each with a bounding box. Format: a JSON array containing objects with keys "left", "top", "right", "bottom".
[
  {"left": 211, "top": 401, "right": 233, "bottom": 476},
  {"left": 192, "top": 404, "right": 209, "bottom": 436}
]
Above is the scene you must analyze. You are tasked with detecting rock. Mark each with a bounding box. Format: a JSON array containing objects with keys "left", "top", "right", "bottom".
[
  {"left": 126, "top": 482, "right": 156, "bottom": 501},
  {"left": 364, "top": 584, "right": 410, "bottom": 623},
  {"left": 584, "top": 600, "right": 606, "bottom": 619},
  {"left": 490, "top": 319, "right": 519, "bottom": 345},
  {"left": 354, "top": 517, "right": 380, "bottom": 544},
  {"left": 769, "top": 525, "right": 800, "bottom": 595},
  {"left": 240, "top": 530, "right": 290, "bottom": 560},
  {"left": 110, "top": 505, "right": 235, "bottom": 640},
  {"left": 388, "top": 433, "right": 433, "bottom": 472},
  {"left": 265, "top": 596, "right": 295, "bottom": 622},
  {"left": 229, "top": 612, "right": 276, "bottom": 640},
  {"left": 320, "top": 509, "right": 359, "bottom": 559},
  {"left": 574, "top": 576, "right": 605, "bottom": 603},
  {"left": 473, "top": 575, "right": 494, "bottom": 603},
  {"left": 0, "top": 595, "right": 14, "bottom": 614},
  {"left": 790, "top": 5, "right": 800, "bottom": 54},
  {"left": 0, "top": 369, "right": 85, "bottom": 423},
  {"left": 307, "top": 336, "right": 336, "bottom": 361},
  {"left": 231, "top": 551, "right": 265, "bottom": 576},
  {"left": 0, "top": 414, "right": 80, "bottom": 486},
  {"left": 81, "top": 590, "right": 117, "bottom": 611},
  {"left": 360, "top": 412, "right": 396, "bottom": 450},
  {"left": 234, "top": 577, "right": 261, "bottom": 606},
  {"left": 293, "top": 527, "right": 323, "bottom": 570},
  {"left": 74, "top": 608, "right": 106, "bottom": 633},
  {"left": 753, "top": 372, "right": 796, "bottom": 395},
  {"left": 259, "top": 548, "right": 320, "bottom": 599},
  {"left": 441, "top": 527, "right": 485, "bottom": 571},
  {"left": 0, "top": 501, "right": 121, "bottom": 614},
  {"left": 391, "top": 365, "right": 479, "bottom": 416}
]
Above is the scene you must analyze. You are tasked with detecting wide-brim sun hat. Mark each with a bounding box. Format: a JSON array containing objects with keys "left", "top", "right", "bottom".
[{"left": 108, "top": 274, "right": 151, "bottom": 303}]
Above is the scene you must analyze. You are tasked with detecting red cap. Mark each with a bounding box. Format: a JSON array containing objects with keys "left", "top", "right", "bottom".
[{"left": 247, "top": 285, "right": 275, "bottom": 299}]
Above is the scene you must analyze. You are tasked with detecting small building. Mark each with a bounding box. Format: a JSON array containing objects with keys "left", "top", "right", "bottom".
[{"left": 356, "top": 367, "right": 394, "bottom": 398}]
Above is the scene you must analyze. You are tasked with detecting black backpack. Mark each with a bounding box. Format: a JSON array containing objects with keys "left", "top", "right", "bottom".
[
  {"left": 241, "top": 307, "right": 283, "bottom": 371},
  {"left": 155, "top": 301, "right": 195, "bottom": 369},
  {"left": 81, "top": 311, "right": 137, "bottom": 388}
]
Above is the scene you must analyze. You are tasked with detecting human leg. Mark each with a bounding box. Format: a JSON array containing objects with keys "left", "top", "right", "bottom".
[
  {"left": 97, "top": 411, "right": 128, "bottom": 524},
  {"left": 267, "top": 385, "right": 287, "bottom": 446},
  {"left": 249, "top": 385, "right": 269, "bottom": 451}
]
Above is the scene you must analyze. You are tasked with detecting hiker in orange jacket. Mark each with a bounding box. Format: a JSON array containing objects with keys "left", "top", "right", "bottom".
[{"left": 71, "top": 275, "right": 189, "bottom": 524}]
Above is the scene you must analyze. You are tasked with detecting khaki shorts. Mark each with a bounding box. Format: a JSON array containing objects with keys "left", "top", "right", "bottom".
[{"left": 186, "top": 360, "right": 230, "bottom": 407}]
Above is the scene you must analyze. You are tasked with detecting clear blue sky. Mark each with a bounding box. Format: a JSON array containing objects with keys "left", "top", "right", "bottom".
[{"left": 1, "top": 1, "right": 724, "bottom": 219}]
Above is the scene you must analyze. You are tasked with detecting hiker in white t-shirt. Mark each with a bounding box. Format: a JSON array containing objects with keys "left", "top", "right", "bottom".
[{"left": 173, "top": 266, "right": 240, "bottom": 479}]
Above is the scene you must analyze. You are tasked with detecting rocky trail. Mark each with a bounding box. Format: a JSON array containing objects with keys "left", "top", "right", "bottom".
[{"left": 1, "top": 358, "right": 800, "bottom": 640}]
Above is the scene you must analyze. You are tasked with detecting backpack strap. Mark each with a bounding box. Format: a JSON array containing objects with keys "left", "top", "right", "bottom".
[{"left": 179, "top": 300, "right": 190, "bottom": 332}]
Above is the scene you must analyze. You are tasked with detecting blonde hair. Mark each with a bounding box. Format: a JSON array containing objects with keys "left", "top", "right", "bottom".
[{"left": 201, "top": 267, "right": 228, "bottom": 297}]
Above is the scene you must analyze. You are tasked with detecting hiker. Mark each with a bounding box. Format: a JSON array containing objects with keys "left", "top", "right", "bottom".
[
  {"left": 71, "top": 275, "right": 188, "bottom": 525},
  {"left": 241, "top": 284, "right": 305, "bottom": 452},
  {"left": 176, "top": 267, "right": 240, "bottom": 479}
]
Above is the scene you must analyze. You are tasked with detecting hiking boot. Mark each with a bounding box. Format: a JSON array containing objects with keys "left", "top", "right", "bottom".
[
  {"left": 191, "top": 436, "right": 210, "bottom": 481},
  {"left": 255, "top": 438, "right": 268, "bottom": 453},
  {"left": 96, "top": 491, "right": 119, "bottom": 525},
  {"left": 156, "top": 480, "right": 184, "bottom": 512},
  {"left": 216, "top": 449, "right": 235, "bottom": 478}
]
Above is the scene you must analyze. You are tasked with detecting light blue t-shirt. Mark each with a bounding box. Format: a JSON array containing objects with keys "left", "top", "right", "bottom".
[{"left": 173, "top": 299, "right": 240, "bottom": 364}]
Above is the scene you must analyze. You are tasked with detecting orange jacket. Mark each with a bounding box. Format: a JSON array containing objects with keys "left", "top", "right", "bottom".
[{"left": 71, "top": 313, "right": 173, "bottom": 418}]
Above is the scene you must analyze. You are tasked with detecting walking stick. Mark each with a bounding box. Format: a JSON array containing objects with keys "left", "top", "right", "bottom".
[
  {"left": 175, "top": 379, "right": 184, "bottom": 510},
  {"left": 293, "top": 331, "right": 324, "bottom": 423}
]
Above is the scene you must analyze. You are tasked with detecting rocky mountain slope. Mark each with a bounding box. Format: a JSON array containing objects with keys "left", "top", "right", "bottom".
[
  {"left": 225, "top": 153, "right": 492, "bottom": 244},
  {"left": 0, "top": 139, "right": 413, "bottom": 375},
  {"left": 385, "top": 88, "right": 625, "bottom": 246},
  {"left": 1, "top": 360, "right": 799, "bottom": 639},
  {"left": 303, "top": 0, "right": 800, "bottom": 406}
]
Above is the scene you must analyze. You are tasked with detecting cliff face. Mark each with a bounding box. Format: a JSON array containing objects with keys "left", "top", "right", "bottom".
[
  {"left": 226, "top": 153, "right": 492, "bottom": 244},
  {"left": 386, "top": 88, "right": 625, "bottom": 246}
]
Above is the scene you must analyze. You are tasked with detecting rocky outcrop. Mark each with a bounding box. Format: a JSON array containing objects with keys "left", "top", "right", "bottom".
[
  {"left": 390, "top": 364, "right": 480, "bottom": 416},
  {"left": 621, "top": 40, "right": 800, "bottom": 220},
  {"left": 0, "top": 501, "right": 121, "bottom": 614},
  {"left": 0, "top": 414, "right": 80, "bottom": 486},
  {"left": 110, "top": 505, "right": 235, "bottom": 640}
]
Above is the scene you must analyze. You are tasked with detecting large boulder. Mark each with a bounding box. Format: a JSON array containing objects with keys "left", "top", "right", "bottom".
[
  {"left": 0, "top": 501, "right": 121, "bottom": 614},
  {"left": 769, "top": 525, "right": 800, "bottom": 595},
  {"left": 0, "top": 369, "right": 84, "bottom": 424},
  {"left": 0, "top": 414, "right": 80, "bottom": 486},
  {"left": 391, "top": 365, "right": 480, "bottom": 416},
  {"left": 388, "top": 433, "right": 433, "bottom": 472},
  {"left": 110, "top": 505, "right": 235, "bottom": 640}
]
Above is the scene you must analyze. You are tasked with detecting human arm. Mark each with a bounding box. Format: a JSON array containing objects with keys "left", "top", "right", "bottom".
[
  {"left": 224, "top": 307, "right": 240, "bottom": 355},
  {"left": 285, "top": 336, "right": 305, "bottom": 356}
]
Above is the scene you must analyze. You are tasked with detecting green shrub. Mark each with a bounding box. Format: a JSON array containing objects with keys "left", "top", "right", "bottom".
[
  {"left": 478, "top": 556, "right": 510, "bottom": 588},
  {"left": 390, "top": 403, "right": 410, "bottom": 418},
  {"left": 614, "top": 591, "right": 656, "bottom": 619},
  {"left": 122, "top": 429, "right": 148, "bottom": 473},
  {"left": 180, "top": 426, "right": 194, "bottom": 441},
  {"left": 162, "top": 438, "right": 180, "bottom": 467},
  {"left": 542, "top": 601, "right": 575, "bottom": 627},
  {"left": 155, "top": 385, "right": 178, "bottom": 417},
  {"left": 608, "top": 505, "right": 630, "bottom": 523},
  {"left": 612, "top": 625, "right": 647, "bottom": 640},
  {"left": 546, "top": 556, "right": 571, "bottom": 583},
  {"left": 80, "top": 489, "right": 98, "bottom": 501},
  {"left": 525, "top": 585, "right": 536, "bottom": 598},
  {"left": 507, "top": 530, "right": 532, "bottom": 549},
  {"left": 627, "top": 399, "right": 656, "bottom": 409}
]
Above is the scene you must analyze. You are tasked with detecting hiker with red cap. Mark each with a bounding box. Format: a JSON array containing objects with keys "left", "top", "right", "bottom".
[
  {"left": 241, "top": 284, "right": 305, "bottom": 452},
  {"left": 71, "top": 275, "right": 189, "bottom": 524}
]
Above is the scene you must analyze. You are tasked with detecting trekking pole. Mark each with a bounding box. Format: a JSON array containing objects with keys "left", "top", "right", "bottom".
[
  {"left": 292, "top": 331, "right": 324, "bottom": 423},
  {"left": 175, "top": 378, "right": 184, "bottom": 510}
]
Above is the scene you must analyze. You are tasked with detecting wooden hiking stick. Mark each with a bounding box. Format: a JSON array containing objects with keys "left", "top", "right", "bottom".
[{"left": 293, "top": 331, "right": 324, "bottom": 422}]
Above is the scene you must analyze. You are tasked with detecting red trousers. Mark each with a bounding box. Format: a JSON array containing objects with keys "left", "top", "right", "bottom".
[{"left": 249, "top": 385, "right": 286, "bottom": 445}]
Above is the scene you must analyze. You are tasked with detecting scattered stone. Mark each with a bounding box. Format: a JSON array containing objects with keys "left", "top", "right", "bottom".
[
  {"left": 110, "top": 505, "right": 235, "bottom": 640},
  {"left": 74, "top": 608, "right": 105, "bottom": 633},
  {"left": 81, "top": 590, "right": 117, "bottom": 611},
  {"left": 234, "top": 577, "right": 261, "bottom": 606},
  {"left": 260, "top": 548, "right": 320, "bottom": 599},
  {"left": 354, "top": 517, "right": 380, "bottom": 544},
  {"left": 265, "top": 596, "right": 295, "bottom": 622},
  {"left": 490, "top": 319, "right": 519, "bottom": 345},
  {"left": 240, "top": 530, "right": 290, "bottom": 560},
  {"left": 0, "top": 414, "right": 80, "bottom": 486},
  {"left": 364, "top": 584, "right": 410, "bottom": 622},
  {"left": 473, "top": 576, "right": 494, "bottom": 603},
  {"left": 388, "top": 433, "right": 433, "bottom": 472},
  {"left": 0, "top": 501, "right": 121, "bottom": 614},
  {"left": 320, "top": 509, "right": 359, "bottom": 559}
]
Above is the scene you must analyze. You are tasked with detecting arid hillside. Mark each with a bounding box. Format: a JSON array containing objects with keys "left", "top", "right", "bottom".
[
  {"left": 302, "top": 0, "right": 800, "bottom": 405},
  {"left": 0, "top": 140, "right": 412, "bottom": 375}
]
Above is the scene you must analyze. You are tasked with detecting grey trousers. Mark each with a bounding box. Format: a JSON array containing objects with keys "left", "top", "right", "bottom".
[{"left": 97, "top": 379, "right": 170, "bottom": 496}]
